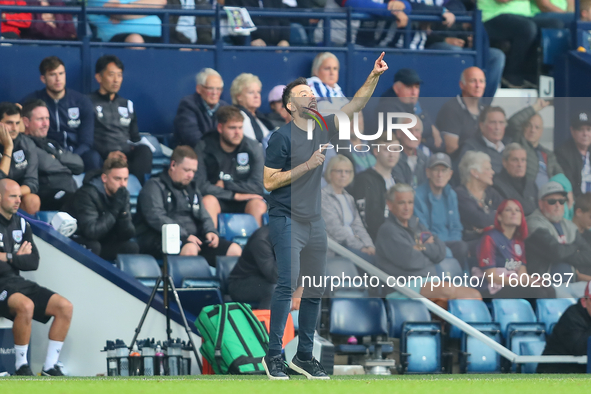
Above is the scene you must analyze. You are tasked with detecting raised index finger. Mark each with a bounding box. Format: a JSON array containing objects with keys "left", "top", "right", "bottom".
[{"left": 377, "top": 52, "right": 385, "bottom": 64}]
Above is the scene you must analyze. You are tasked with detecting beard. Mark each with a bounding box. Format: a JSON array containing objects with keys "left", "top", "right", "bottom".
[
  {"left": 221, "top": 133, "right": 240, "bottom": 149},
  {"left": 545, "top": 212, "right": 564, "bottom": 223}
]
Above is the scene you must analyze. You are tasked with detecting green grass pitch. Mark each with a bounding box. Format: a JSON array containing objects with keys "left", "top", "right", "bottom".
[{"left": 1, "top": 375, "right": 590, "bottom": 394}]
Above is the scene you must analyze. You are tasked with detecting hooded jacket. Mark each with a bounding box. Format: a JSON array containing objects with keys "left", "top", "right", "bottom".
[
  {"left": 0, "top": 133, "right": 39, "bottom": 194},
  {"left": 375, "top": 214, "right": 446, "bottom": 278},
  {"left": 135, "top": 170, "right": 217, "bottom": 243},
  {"left": 68, "top": 172, "right": 135, "bottom": 242},
  {"left": 28, "top": 135, "right": 83, "bottom": 193}
]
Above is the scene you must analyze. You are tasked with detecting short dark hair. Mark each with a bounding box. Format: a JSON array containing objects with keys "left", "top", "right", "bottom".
[
  {"left": 479, "top": 106, "right": 506, "bottom": 124},
  {"left": 95, "top": 55, "right": 124, "bottom": 75},
  {"left": 282, "top": 77, "right": 307, "bottom": 115},
  {"left": 216, "top": 106, "right": 244, "bottom": 124},
  {"left": 171, "top": 145, "right": 198, "bottom": 165},
  {"left": 575, "top": 193, "right": 591, "bottom": 213},
  {"left": 21, "top": 99, "right": 47, "bottom": 119},
  {"left": 0, "top": 102, "right": 21, "bottom": 120},
  {"left": 102, "top": 157, "right": 128, "bottom": 175},
  {"left": 39, "top": 56, "right": 65, "bottom": 75}
]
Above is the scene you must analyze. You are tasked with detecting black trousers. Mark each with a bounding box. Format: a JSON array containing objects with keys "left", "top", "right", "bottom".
[
  {"left": 74, "top": 235, "right": 139, "bottom": 261},
  {"left": 228, "top": 275, "right": 276, "bottom": 310}
]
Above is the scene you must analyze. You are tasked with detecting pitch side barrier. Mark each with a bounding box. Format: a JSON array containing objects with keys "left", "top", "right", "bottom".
[{"left": 327, "top": 238, "right": 588, "bottom": 366}]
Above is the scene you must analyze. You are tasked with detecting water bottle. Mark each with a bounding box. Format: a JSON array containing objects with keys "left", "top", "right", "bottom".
[
  {"left": 140, "top": 339, "right": 155, "bottom": 376},
  {"left": 103, "top": 341, "right": 118, "bottom": 376},
  {"left": 166, "top": 340, "right": 182, "bottom": 376},
  {"left": 129, "top": 349, "right": 142, "bottom": 376},
  {"left": 115, "top": 339, "right": 130, "bottom": 377},
  {"left": 155, "top": 344, "right": 166, "bottom": 376},
  {"left": 181, "top": 342, "right": 192, "bottom": 376}
]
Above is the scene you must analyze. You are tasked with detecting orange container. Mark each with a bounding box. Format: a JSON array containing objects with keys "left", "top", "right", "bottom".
[{"left": 252, "top": 310, "right": 295, "bottom": 348}]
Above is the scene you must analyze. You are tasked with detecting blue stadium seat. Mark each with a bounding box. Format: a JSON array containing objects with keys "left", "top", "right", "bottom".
[
  {"left": 385, "top": 299, "right": 431, "bottom": 338},
  {"left": 536, "top": 298, "right": 576, "bottom": 334},
  {"left": 37, "top": 211, "right": 58, "bottom": 224},
  {"left": 448, "top": 299, "right": 493, "bottom": 339},
  {"left": 116, "top": 254, "right": 161, "bottom": 287},
  {"left": 519, "top": 340, "right": 547, "bottom": 374},
  {"left": 541, "top": 28, "right": 571, "bottom": 66},
  {"left": 460, "top": 322, "right": 502, "bottom": 373},
  {"left": 400, "top": 322, "right": 443, "bottom": 373},
  {"left": 330, "top": 298, "right": 389, "bottom": 355},
  {"left": 217, "top": 213, "right": 259, "bottom": 246},
  {"left": 326, "top": 257, "right": 365, "bottom": 297},
  {"left": 216, "top": 255, "right": 239, "bottom": 301},
  {"left": 142, "top": 134, "right": 170, "bottom": 176},
  {"left": 126, "top": 174, "right": 142, "bottom": 215}
]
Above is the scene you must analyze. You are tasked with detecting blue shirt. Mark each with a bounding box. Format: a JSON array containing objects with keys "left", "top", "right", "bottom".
[{"left": 88, "top": 0, "right": 162, "bottom": 42}]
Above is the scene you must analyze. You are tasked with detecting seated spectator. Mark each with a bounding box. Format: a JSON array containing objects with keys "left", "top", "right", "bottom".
[
  {"left": 537, "top": 281, "right": 591, "bottom": 374},
  {"left": 526, "top": 181, "right": 591, "bottom": 297},
  {"left": 551, "top": 173, "right": 574, "bottom": 220},
  {"left": 474, "top": 199, "right": 555, "bottom": 298},
  {"left": 174, "top": 68, "right": 228, "bottom": 148},
  {"left": 375, "top": 183, "right": 481, "bottom": 299},
  {"left": 22, "top": 100, "right": 83, "bottom": 211},
  {"left": 225, "top": 0, "right": 289, "bottom": 47},
  {"left": 393, "top": 116, "right": 427, "bottom": 188},
  {"left": 375, "top": 68, "right": 442, "bottom": 153},
  {"left": 89, "top": 55, "right": 152, "bottom": 184},
  {"left": 556, "top": 111, "right": 591, "bottom": 197},
  {"left": 0, "top": 103, "right": 40, "bottom": 215},
  {"left": 22, "top": 0, "right": 76, "bottom": 40},
  {"left": 322, "top": 155, "right": 375, "bottom": 262},
  {"left": 135, "top": 146, "right": 241, "bottom": 265},
  {"left": 228, "top": 225, "right": 302, "bottom": 309},
  {"left": 459, "top": 106, "right": 507, "bottom": 174},
  {"left": 68, "top": 157, "right": 139, "bottom": 260},
  {"left": 0, "top": 0, "right": 31, "bottom": 39},
  {"left": 266, "top": 85, "right": 290, "bottom": 129},
  {"left": 505, "top": 98, "right": 563, "bottom": 189},
  {"left": 583, "top": 0, "right": 591, "bottom": 21},
  {"left": 415, "top": 153, "right": 468, "bottom": 266},
  {"left": 200, "top": 106, "right": 267, "bottom": 227},
  {"left": 87, "top": 0, "right": 165, "bottom": 44},
  {"left": 22, "top": 56, "right": 99, "bottom": 171},
  {"left": 436, "top": 67, "right": 486, "bottom": 158},
  {"left": 230, "top": 73, "right": 274, "bottom": 143},
  {"left": 352, "top": 135, "right": 401, "bottom": 240},
  {"left": 531, "top": 0, "right": 574, "bottom": 27},
  {"left": 456, "top": 151, "right": 503, "bottom": 242},
  {"left": 479, "top": 0, "right": 562, "bottom": 88},
  {"left": 493, "top": 143, "right": 537, "bottom": 217},
  {"left": 573, "top": 193, "right": 591, "bottom": 245}
]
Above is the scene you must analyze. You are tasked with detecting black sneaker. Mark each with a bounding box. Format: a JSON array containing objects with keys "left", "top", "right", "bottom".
[
  {"left": 288, "top": 356, "right": 330, "bottom": 380},
  {"left": 262, "top": 354, "right": 289, "bottom": 380},
  {"left": 14, "top": 364, "right": 34, "bottom": 376},
  {"left": 42, "top": 364, "right": 65, "bottom": 376}
]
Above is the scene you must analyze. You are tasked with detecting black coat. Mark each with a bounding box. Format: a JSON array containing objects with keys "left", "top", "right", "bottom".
[
  {"left": 68, "top": 174, "right": 135, "bottom": 242},
  {"left": 173, "top": 93, "right": 229, "bottom": 147},
  {"left": 492, "top": 169, "right": 538, "bottom": 217},
  {"left": 0, "top": 134, "right": 39, "bottom": 194},
  {"left": 351, "top": 167, "right": 391, "bottom": 241},
  {"left": 29, "top": 135, "right": 83, "bottom": 193},
  {"left": 556, "top": 138, "right": 589, "bottom": 197},
  {"left": 537, "top": 302, "right": 591, "bottom": 373}
]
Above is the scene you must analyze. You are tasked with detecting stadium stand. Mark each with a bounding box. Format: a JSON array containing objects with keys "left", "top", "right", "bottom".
[
  {"left": 535, "top": 298, "right": 577, "bottom": 334},
  {"left": 217, "top": 213, "right": 259, "bottom": 246},
  {"left": 116, "top": 253, "right": 161, "bottom": 287}
]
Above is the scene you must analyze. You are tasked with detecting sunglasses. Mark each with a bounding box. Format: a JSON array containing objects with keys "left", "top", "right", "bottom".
[{"left": 545, "top": 198, "right": 566, "bottom": 205}]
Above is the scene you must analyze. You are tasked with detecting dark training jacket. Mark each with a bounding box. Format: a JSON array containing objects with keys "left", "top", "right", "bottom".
[
  {"left": 0, "top": 215, "right": 40, "bottom": 279},
  {"left": 0, "top": 133, "right": 39, "bottom": 194},
  {"left": 29, "top": 135, "right": 83, "bottom": 193}
]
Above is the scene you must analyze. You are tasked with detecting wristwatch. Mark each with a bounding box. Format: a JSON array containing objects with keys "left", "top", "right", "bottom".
[{"left": 6, "top": 253, "right": 12, "bottom": 263}]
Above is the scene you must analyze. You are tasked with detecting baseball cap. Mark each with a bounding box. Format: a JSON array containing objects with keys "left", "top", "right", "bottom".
[
  {"left": 268, "top": 85, "right": 286, "bottom": 104},
  {"left": 394, "top": 69, "right": 423, "bottom": 86},
  {"left": 538, "top": 181, "right": 567, "bottom": 200},
  {"left": 585, "top": 281, "right": 591, "bottom": 298},
  {"left": 428, "top": 153, "right": 452, "bottom": 169},
  {"left": 571, "top": 111, "right": 591, "bottom": 129}
]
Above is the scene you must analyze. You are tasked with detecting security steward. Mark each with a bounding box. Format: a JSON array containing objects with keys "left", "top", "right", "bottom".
[
  {"left": 135, "top": 145, "right": 242, "bottom": 266},
  {"left": 0, "top": 102, "right": 40, "bottom": 215},
  {"left": 199, "top": 105, "right": 267, "bottom": 227},
  {"left": 0, "top": 179, "right": 73, "bottom": 376},
  {"left": 89, "top": 55, "right": 152, "bottom": 184},
  {"left": 22, "top": 100, "right": 84, "bottom": 211}
]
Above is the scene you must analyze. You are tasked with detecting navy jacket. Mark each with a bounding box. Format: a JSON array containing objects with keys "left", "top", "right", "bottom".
[
  {"left": 22, "top": 88, "right": 95, "bottom": 156},
  {"left": 173, "top": 93, "right": 228, "bottom": 147}
]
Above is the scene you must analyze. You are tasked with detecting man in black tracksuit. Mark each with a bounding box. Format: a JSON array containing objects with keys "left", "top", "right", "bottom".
[
  {"left": 21, "top": 56, "right": 100, "bottom": 171},
  {"left": 199, "top": 106, "right": 267, "bottom": 227},
  {"left": 135, "top": 146, "right": 241, "bottom": 266},
  {"left": 0, "top": 179, "right": 73, "bottom": 376},
  {"left": 22, "top": 100, "right": 84, "bottom": 210},
  {"left": 537, "top": 281, "right": 591, "bottom": 373},
  {"left": 352, "top": 135, "right": 401, "bottom": 241},
  {"left": 68, "top": 157, "right": 139, "bottom": 260},
  {"left": 0, "top": 103, "right": 40, "bottom": 215},
  {"left": 89, "top": 55, "right": 152, "bottom": 184}
]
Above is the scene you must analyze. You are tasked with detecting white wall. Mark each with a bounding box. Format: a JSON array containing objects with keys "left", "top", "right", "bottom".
[{"left": 20, "top": 236, "right": 202, "bottom": 376}]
